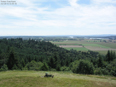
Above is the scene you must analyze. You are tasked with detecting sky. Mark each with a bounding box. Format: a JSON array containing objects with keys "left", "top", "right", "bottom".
[{"left": 0, "top": 0, "right": 116, "bottom": 36}]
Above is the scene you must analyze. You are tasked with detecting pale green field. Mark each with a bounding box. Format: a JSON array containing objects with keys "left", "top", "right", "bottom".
[
  {"left": 52, "top": 40, "right": 116, "bottom": 55},
  {"left": 0, "top": 71, "right": 116, "bottom": 87},
  {"left": 97, "top": 43, "right": 116, "bottom": 49},
  {"left": 83, "top": 44, "right": 110, "bottom": 48},
  {"left": 65, "top": 47, "right": 88, "bottom": 51},
  {"left": 52, "top": 40, "right": 116, "bottom": 48}
]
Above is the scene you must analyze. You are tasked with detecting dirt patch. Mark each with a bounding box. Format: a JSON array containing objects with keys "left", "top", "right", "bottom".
[
  {"left": 85, "top": 46, "right": 116, "bottom": 51},
  {"left": 59, "top": 45, "right": 83, "bottom": 48}
]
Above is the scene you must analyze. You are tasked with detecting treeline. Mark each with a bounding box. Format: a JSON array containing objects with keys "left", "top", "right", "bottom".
[
  {"left": 0, "top": 38, "right": 116, "bottom": 76},
  {"left": 0, "top": 36, "right": 83, "bottom": 42}
]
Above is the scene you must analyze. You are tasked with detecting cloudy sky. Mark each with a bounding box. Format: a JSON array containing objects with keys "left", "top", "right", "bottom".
[{"left": 0, "top": 0, "right": 116, "bottom": 36}]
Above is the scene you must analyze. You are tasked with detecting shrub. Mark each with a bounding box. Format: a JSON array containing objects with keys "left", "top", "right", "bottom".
[
  {"left": 56, "top": 65, "right": 61, "bottom": 71},
  {"left": 94, "top": 68, "right": 110, "bottom": 75},
  {"left": 25, "top": 60, "right": 43, "bottom": 70},
  {"left": 94, "top": 68, "right": 102, "bottom": 75},
  {"left": 75, "top": 60, "right": 94, "bottom": 74},
  {"left": 41, "top": 63, "right": 49, "bottom": 71},
  {"left": 61, "top": 66, "right": 70, "bottom": 71},
  {"left": 70, "top": 60, "right": 79, "bottom": 73},
  {"left": 0, "top": 64, "right": 8, "bottom": 71}
]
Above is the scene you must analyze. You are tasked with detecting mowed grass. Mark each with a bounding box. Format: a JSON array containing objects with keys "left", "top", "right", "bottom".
[{"left": 0, "top": 71, "right": 116, "bottom": 87}]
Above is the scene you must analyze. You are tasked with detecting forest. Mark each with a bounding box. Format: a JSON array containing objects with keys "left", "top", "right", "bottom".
[{"left": 0, "top": 38, "right": 116, "bottom": 76}]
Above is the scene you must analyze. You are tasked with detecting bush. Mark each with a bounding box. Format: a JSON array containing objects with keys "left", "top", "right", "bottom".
[
  {"left": 61, "top": 66, "right": 70, "bottom": 71},
  {"left": 94, "top": 68, "right": 102, "bottom": 75},
  {"left": 41, "top": 63, "right": 49, "bottom": 71},
  {"left": 56, "top": 65, "right": 61, "bottom": 71},
  {"left": 101, "top": 68, "right": 110, "bottom": 75},
  {"left": 70, "top": 60, "right": 79, "bottom": 73},
  {"left": 110, "top": 69, "right": 116, "bottom": 76},
  {"left": 22, "top": 67, "right": 28, "bottom": 70},
  {"left": 25, "top": 60, "right": 43, "bottom": 71},
  {"left": 94, "top": 68, "right": 110, "bottom": 75},
  {"left": 0, "top": 64, "right": 8, "bottom": 71},
  {"left": 74, "top": 60, "right": 94, "bottom": 74}
]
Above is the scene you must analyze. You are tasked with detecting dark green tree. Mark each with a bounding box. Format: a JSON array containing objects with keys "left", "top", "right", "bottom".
[
  {"left": 56, "top": 65, "right": 61, "bottom": 71},
  {"left": 48, "top": 57, "right": 55, "bottom": 68},
  {"left": 106, "top": 50, "right": 115, "bottom": 62},
  {"left": 97, "top": 55, "right": 103, "bottom": 67},
  {"left": 76, "top": 60, "right": 94, "bottom": 74},
  {"left": 7, "top": 49, "right": 17, "bottom": 70},
  {"left": 106, "top": 50, "right": 111, "bottom": 62},
  {"left": 41, "top": 63, "right": 49, "bottom": 71}
]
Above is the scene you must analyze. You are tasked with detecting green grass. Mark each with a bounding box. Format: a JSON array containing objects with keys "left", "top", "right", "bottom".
[
  {"left": 83, "top": 44, "right": 110, "bottom": 48},
  {"left": 95, "top": 51, "right": 108, "bottom": 55},
  {"left": 57, "top": 44, "right": 82, "bottom": 46},
  {"left": 0, "top": 71, "right": 116, "bottom": 87},
  {"left": 96, "top": 51, "right": 116, "bottom": 55},
  {"left": 65, "top": 47, "right": 88, "bottom": 51},
  {"left": 98, "top": 43, "right": 116, "bottom": 49},
  {"left": 87, "top": 40, "right": 101, "bottom": 42},
  {"left": 51, "top": 40, "right": 116, "bottom": 55}
]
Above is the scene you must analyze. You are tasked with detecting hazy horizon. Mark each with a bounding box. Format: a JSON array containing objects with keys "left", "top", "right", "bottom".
[{"left": 0, "top": 34, "right": 116, "bottom": 37}]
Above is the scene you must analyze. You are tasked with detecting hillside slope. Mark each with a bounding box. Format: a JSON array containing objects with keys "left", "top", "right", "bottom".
[{"left": 0, "top": 71, "right": 116, "bottom": 87}]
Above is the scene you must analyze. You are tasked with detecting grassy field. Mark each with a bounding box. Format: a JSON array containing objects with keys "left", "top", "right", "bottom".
[
  {"left": 83, "top": 44, "right": 110, "bottom": 48},
  {"left": 65, "top": 47, "right": 88, "bottom": 51},
  {"left": 51, "top": 40, "right": 116, "bottom": 55},
  {"left": 0, "top": 71, "right": 116, "bottom": 87},
  {"left": 97, "top": 43, "right": 116, "bottom": 49}
]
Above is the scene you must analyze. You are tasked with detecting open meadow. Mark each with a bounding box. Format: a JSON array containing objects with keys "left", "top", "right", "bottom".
[
  {"left": 51, "top": 40, "right": 116, "bottom": 55},
  {"left": 0, "top": 71, "right": 116, "bottom": 87}
]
